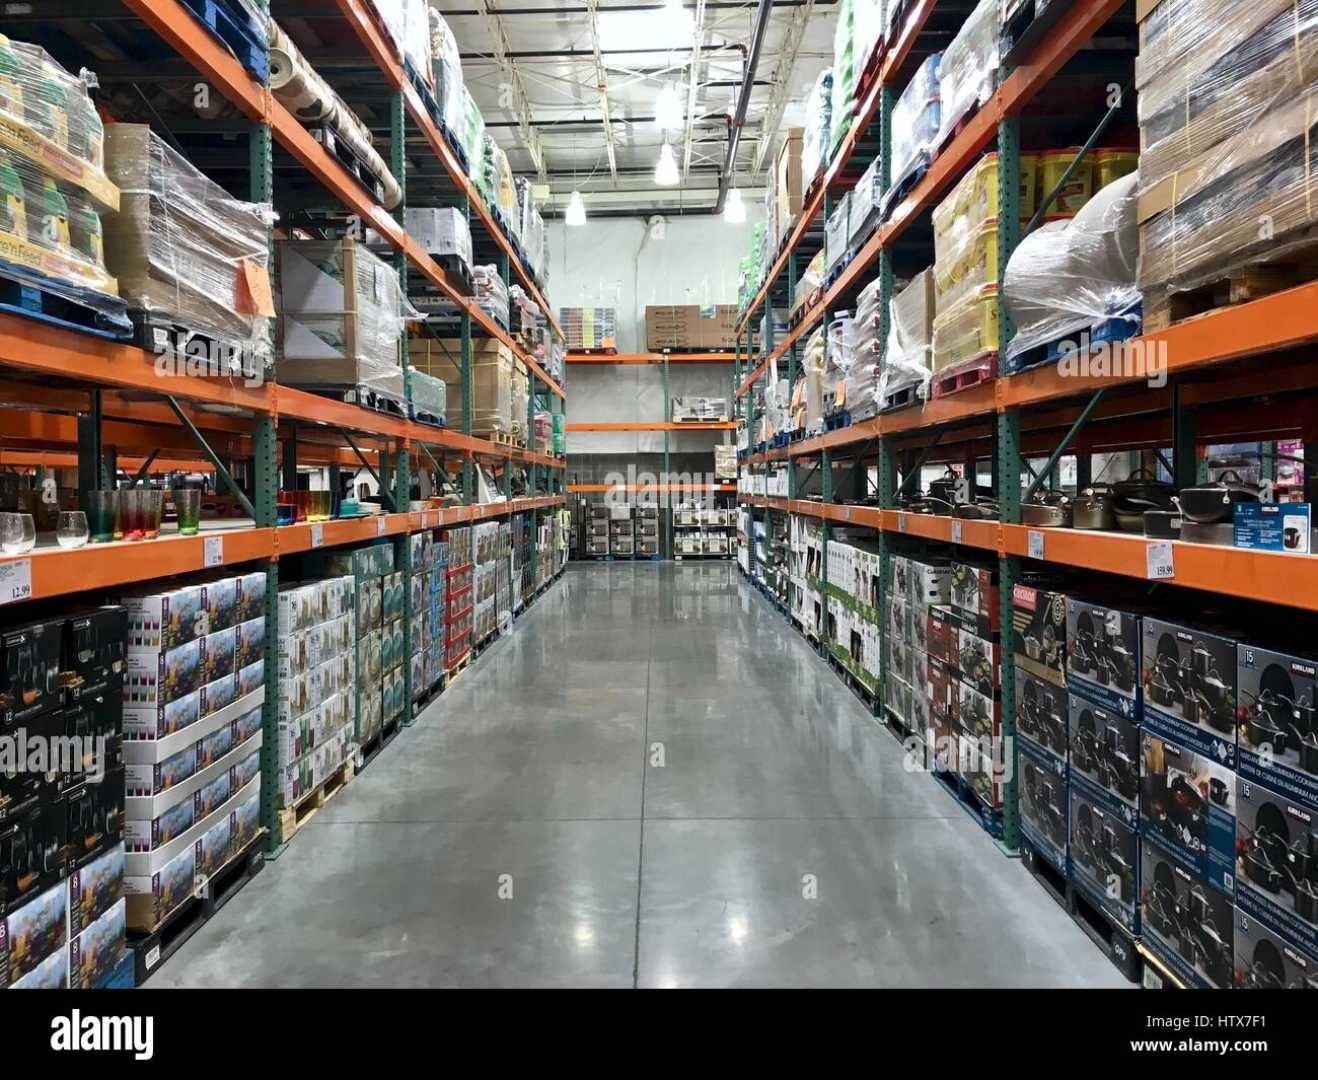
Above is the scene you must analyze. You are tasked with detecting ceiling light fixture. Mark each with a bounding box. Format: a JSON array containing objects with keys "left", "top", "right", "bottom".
[
  {"left": 654, "top": 82, "right": 684, "bottom": 132},
  {"left": 654, "top": 141, "right": 680, "bottom": 186},
  {"left": 724, "top": 186, "right": 746, "bottom": 224},
  {"left": 566, "top": 190, "right": 587, "bottom": 226}
]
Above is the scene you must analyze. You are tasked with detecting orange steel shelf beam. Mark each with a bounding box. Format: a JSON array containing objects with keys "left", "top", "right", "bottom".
[
  {"left": 569, "top": 483, "right": 736, "bottom": 493},
  {"left": 565, "top": 421, "right": 735, "bottom": 432},
  {"left": 0, "top": 452, "right": 215, "bottom": 473},
  {"left": 566, "top": 352, "right": 737, "bottom": 365}
]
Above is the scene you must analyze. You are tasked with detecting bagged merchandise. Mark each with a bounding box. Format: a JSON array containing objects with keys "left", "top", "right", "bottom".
[
  {"left": 0, "top": 37, "right": 127, "bottom": 328},
  {"left": 849, "top": 154, "right": 883, "bottom": 249},
  {"left": 277, "top": 239, "right": 412, "bottom": 403},
  {"left": 372, "top": 0, "right": 432, "bottom": 78},
  {"left": 887, "top": 54, "right": 941, "bottom": 206},
  {"left": 104, "top": 124, "right": 273, "bottom": 372},
  {"left": 472, "top": 264, "right": 510, "bottom": 328},
  {"left": 801, "top": 69, "right": 834, "bottom": 183},
  {"left": 826, "top": 191, "right": 851, "bottom": 271},
  {"left": 824, "top": 313, "right": 856, "bottom": 418},
  {"left": 1134, "top": 0, "right": 1318, "bottom": 306},
  {"left": 933, "top": 0, "right": 999, "bottom": 149},
  {"left": 1003, "top": 172, "right": 1141, "bottom": 369},
  {"left": 405, "top": 206, "right": 472, "bottom": 268},
  {"left": 830, "top": 0, "right": 857, "bottom": 154},
  {"left": 462, "top": 84, "right": 485, "bottom": 182},
  {"left": 883, "top": 269, "right": 936, "bottom": 401},
  {"left": 429, "top": 8, "right": 467, "bottom": 142}
]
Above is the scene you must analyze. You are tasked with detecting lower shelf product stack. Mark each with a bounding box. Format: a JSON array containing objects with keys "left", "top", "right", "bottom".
[
  {"left": 637, "top": 506, "right": 660, "bottom": 559},
  {"left": 585, "top": 504, "right": 609, "bottom": 558},
  {"left": 495, "top": 520, "right": 513, "bottom": 632},
  {"left": 609, "top": 506, "right": 634, "bottom": 558},
  {"left": 428, "top": 533, "right": 449, "bottom": 684},
  {"left": 473, "top": 520, "right": 500, "bottom": 643},
  {"left": 443, "top": 526, "right": 474, "bottom": 670},
  {"left": 823, "top": 535, "right": 881, "bottom": 695}
]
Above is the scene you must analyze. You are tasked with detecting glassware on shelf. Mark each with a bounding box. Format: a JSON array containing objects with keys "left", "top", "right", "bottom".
[
  {"left": 174, "top": 489, "right": 201, "bottom": 536},
  {"left": 143, "top": 491, "right": 164, "bottom": 539},
  {"left": 276, "top": 502, "right": 296, "bottom": 526},
  {"left": 1, "top": 512, "right": 36, "bottom": 555},
  {"left": 111, "top": 489, "right": 124, "bottom": 540},
  {"left": 122, "top": 490, "right": 145, "bottom": 541},
  {"left": 85, "top": 491, "right": 115, "bottom": 543},
  {"left": 56, "top": 511, "right": 89, "bottom": 550}
]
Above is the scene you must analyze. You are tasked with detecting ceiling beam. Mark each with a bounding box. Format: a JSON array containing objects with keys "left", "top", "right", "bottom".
[
  {"left": 681, "top": 0, "right": 710, "bottom": 180},
  {"left": 584, "top": 0, "right": 619, "bottom": 184},
  {"left": 753, "top": 0, "right": 815, "bottom": 172}
]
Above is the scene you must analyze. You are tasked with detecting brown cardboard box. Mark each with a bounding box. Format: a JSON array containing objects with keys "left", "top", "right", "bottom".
[
  {"left": 775, "top": 128, "right": 804, "bottom": 243},
  {"left": 644, "top": 305, "right": 740, "bottom": 350},
  {"left": 408, "top": 337, "right": 514, "bottom": 434}
]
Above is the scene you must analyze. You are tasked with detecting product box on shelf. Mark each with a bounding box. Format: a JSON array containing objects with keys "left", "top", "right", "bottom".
[
  {"left": 906, "top": 557, "right": 951, "bottom": 609},
  {"left": 1011, "top": 582, "right": 1068, "bottom": 688},
  {"left": 1141, "top": 729, "right": 1236, "bottom": 896},
  {"left": 0, "top": 618, "right": 65, "bottom": 725},
  {"left": 949, "top": 559, "right": 999, "bottom": 636},
  {"left": 69, "top": 895, "right": 126, "bottom": 989},
  {"left": 1, "top": 796, "right": 67, "bottom": 914},
  {"left": 68, "top": 844, "right": 123, "bottom": 937},
  {"left": 1020, "top": 736, "right": 1069, "bottom": 871},
  {"left": 124, "top": 639, "right": 203, "bottom": 711},
  {"left": 1141, "top": 616, "right": 1238, "bottom": 767},
  {"left": 236, "top": 571, "right": 268, "bottom": 623},
  {"left": 956, "top": 679, "right": 1000, "bottom": 743},
  {"left": 1015, "top": 665, "right": 1068, "bottom": 763},
  {"left": 1069, "top": 694, "right": 1139, "bottom": 809},
  {"left": 195, "top": 814, "right": 232, "bottom": 881},
  {"left": 1065, "top": 597, "right": 1142, "bottom": 718},
  {"left": 202, "top": 625, "right": 237, "bottom": 683},
  {"left": 926, "top": 606, "right": 955, "bottom": 665},
  {"left": 62, "top": 606, "right": 128, "bottom": 698},
  {"left": 235, "top": 617, "right": 265, "bottom": 671},
  {"left": 1234, "top": 905, "right": 1318, "bottom": 988},
  {"left": 1235, "top": 771, "right": 1318, "bottom": 955},
  {"left": 124, "top": 689, "right": 200, "bottom": 742},
  {"left": 125, "top": 843, "right": 194, "bottom": 932},
  {"left": 201, "top": 671, "right": 237, "bottom": 717},
  {"left": 66, "top": 768, "right": 124, "bottom": 869},
  {"left": 123, "top": 585, "right": 206, "bottom": 651},
  {"left": 201, "top": 577, "right": 239, "bottom": 634},
  {"left": 1, "top": 879, "right": 68, "bottom": 988},
  {"left": 1069, "top": 781, "right": 1140, "bottom": 933},
  {"left": 1140, "top": 838, "right": 1234, "bottom": 989},
  {"left": 954, "top": 626, "right": 999, "bottom": 695},
  {"left": 1236, "top": 640, "right": 1318, "bottom": 810},
  {"left": 231, "top": 791, "right": 260, "bottom": 853}
]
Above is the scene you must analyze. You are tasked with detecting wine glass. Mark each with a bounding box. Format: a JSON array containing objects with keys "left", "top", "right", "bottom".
[
  {"left": 56, "top": 511, "right": 89, "bottom": 550},
  {"left": 1, "top": 512, "right": 36, "bottom": 554}
]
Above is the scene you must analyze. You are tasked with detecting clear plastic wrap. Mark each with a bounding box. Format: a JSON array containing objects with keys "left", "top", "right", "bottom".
[
  {"left": 934, "top": 0, "right": 999, "bottom": 149},
  {"left": 889, "top": 54, "right": 941, "bottom": 196},
  {"left": 408, "top": 336, "right": 514, "bottom": 435},
  {"left": 1004, "top": 172, "right": 1141, "bottom": 363},
  {"left": 850, "top": 154, "right": 883, "bottom": 247},
  {"left": 405, "top": 206, "right": 472, "bottom": 267},
  {"left": 105, "top": 124, "right": 273, "bottom": 367},
  {"left": 429, "top": 7, "right": 466, "bottom": 140},
  {"left": 462, "top": 85, "right": 485, "bottom": 181},
  {"left": 882, "top": 269, "right": 936, "bottom": 401},
  {"left": 855, "top": 0, "right": 886, "bottom": 69},
  {"left": 801, "top": 69, "right": 834, "bottom": 183},
  {"left": 824, "top": 313, "right": 855, "bottom": 416},
  {"left": 826, "top": 190, "right": 851, "bottom": 269},
  {"left": 1136, "top": 0, "right": 1318, "bottom": 297},
  {"left": 472, "top": 264, "right": 510, "bottom": 329},
  {"left": 793, "top": 249, "right": 825, "bottom": 317},
  {"left": 0, "top": 37, "right": 125, "bottom": 320},
  {"left": 405, "top": 365, "right": 447, "bottom": 422},
  {"left": 830, "top": 0, "right": 857, "bottom": 154},
  {"left": 277, "top": 239, "right": 409, "bottom": 402},
  {"left": 802, "top": 325, "right": 826, "bottom": 433}
]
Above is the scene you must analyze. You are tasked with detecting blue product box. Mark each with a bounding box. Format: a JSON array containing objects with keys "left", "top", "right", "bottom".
[
  {"left": 1140, "top": 728, "right": 1236, "bottom": 896},
  {"left": 1237, "top": 640, "right": 1318, "bottom": 811},
  {"left": 1233, "top": 502, "right": 1311, "bottom": 554},
  {"left": 1069, "top": 690, "right": 1139, "bottom": 809},
  {"left": 1014, "top": 665, "right": 1068, "bottom": 764},
  {"left": 69, "top": 844, "right": 124, "bottom": 935},
  {"left": 1235, "top": 905, "right": 1318, "bottom": 988},
  {"left": 1141, "top": 616, "right": 1237, "bottom": 768},
  {"left": 1140, "top": 838, "right": 1234, "bottom": 988},
  {"left": 1069, "top": 781, "right": 1140, "bottom": 933},
  {"left": 1235, "top": 771, "right": 1318, "bottom": 956},
  {"left": 70, "top": 896, "right": 125, "bottom": 989},
  {"left": 2, "top": 879, "right": 68, "bottom": 986},
  {"left": 1019, "top": 735, "right": 1068, "bottom": 872},
  {"left": 1065, "top": 596, "right": 1142, "bottom": 719}
]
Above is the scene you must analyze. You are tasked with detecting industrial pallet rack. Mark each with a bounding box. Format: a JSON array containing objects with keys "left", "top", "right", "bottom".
[
  {"left": 732, "top": 0, "right": 1318, "bottom": 875},
  {"left": 0, "top": 0, "right": 571, "bottom": 884}
]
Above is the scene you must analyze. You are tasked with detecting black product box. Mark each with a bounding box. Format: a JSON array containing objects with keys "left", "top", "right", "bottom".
[
  {"left": 1235, "top": 772, "right": 1318, "bottom": 956},
  {"left": 1069, "top": 692, "right": 1139, "bottom": 809},
  {"left": 1141, "top": 616, "right": 1237, "bottom": 768},
  {"left": 0, "top": 617, "right": 65, "bottom": 725},
  {"left": 0, "top": 795, "right": 67, "bottom": 913},
  {"left": 69, "top": 843, "right": 124, "bottom": 936},
  {"left": 949, "top": 559, "right": 999, "bottom": 637},
  {"left": 1069, "top": 783, "right": 1140, "bottom": 933},
  {"left": 1140, "top": 838, "right": 1234, "bottom": 989},
  {"left": 1234, "top": 906, "right": 1318, "bottom": 988},
  {"left": 1140, "top": 729, "right": 1236, "bottom": 895},
  {"left": 954, "top": 625, "right": 999, "bottom": 695},
  {"left": 0, "top": 877, "right": 67, "bottom": 987},
  {"left": 1019, "top": 735, "right": 1068, "bottom": 872},
  {"left": 65, "top": 766, "right": 124, "bottom": 869},
  {"left": 1236, "top": 640, "right": 1318, "bottom": 811},
  {"left": 956, "top": 679, "right": 1000, "bottom": 742},
  {"left": 1065, "top": 597, "right": 1142, "bottom": 719},
  {"left": 1011, "top": 583, "right": 1067, "bottom": 688},
  {"left": 62, "top": 606, "right": 127, "bottom": 699},
  {"left": 1015, "top": 665, "right": 1068, "bottom": 764}
]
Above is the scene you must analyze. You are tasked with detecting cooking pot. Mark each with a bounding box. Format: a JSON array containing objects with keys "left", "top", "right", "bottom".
[
  {"left": 909, "top": 495, "right": 954, "bottom": 516},
  {"left": 1109, "top": 468, "right": 1175, "bottom": 531},
  {"left": 954, "top": 499, "right": 998, "bottom": 521},
  {"left": 928, "top": 466, "right": 961, "bottom": 505},
  {"left": 1073, "top": 485, "right": 1117, "bottom": 530},
  {"left": 1021, "top": 490, "right": 1072, "bottom": 528},
  {"left": 1174, "top": 469, "right": 1261, "bottom": 525}
]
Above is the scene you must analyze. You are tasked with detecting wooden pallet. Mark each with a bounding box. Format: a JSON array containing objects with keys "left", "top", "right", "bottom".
[
  {"left": 881, "top": 382, "right": 924, "bottom": 412},
  {"left": 569, "top": 346, "right": 617, "bottom": 355},
  {"left": 1144, "top": 255, "right": 1318, "bottom": 333},
  {"left": 179, "top": 0, "right": 269, "bottom": 81},
  {"left": 930, "top": 354, "right": 997, "bottom": 399},
  {"left": 1020, "top": 837, "right": 1070, "bottom": 910},
  {"left": 130, "top": 310, "right": 267, "bottom": 383},
  {"left": 444, "top": 651, "right": 471, "bottom": 686},
  {"left": 0, "top": 262, "right": 133, "bottom": 340},
  {"left": 673, "top": 414, "right": 731, "bottom": 423},
  {"left": 310, "top": 124, "right": 387, "bottom": 205},
  {"left": 275, "top": 759, "right": 354, "bottom": 846}
]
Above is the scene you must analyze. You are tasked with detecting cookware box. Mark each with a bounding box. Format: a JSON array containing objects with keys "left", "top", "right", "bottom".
[
  {"left": 1019, "top": 736, "right": 1069, "bottom": 873},
  {"left": 1011, "top": 583, "right": 1068, "bottom": 689},
  {"left": 1140, "top": 838, "right": 1234, "bottom": 989},
  {"left": 1140, "top": 729, "right": 1236, "bottom": 895},
  {"left": 1069, "top": 692, "right": 1140, "bottom": 810},
  {"left": 1236, "top": 641, "right": 1318, "bottom": 808},
  {"left": 1235, "top": 773, "right": 1318, "bottom": 958},
  {"left": 1140, "top": 616, "right": 1238, "bottom": 768},
  {"left": 1234, "top": 904, "right": 1318, "bottom": 989},
  {"left": 1069, "top": 784, "right": 1140, "bottom": 934},
  {"left": 1065, "top": 597, "right": 1143, "bottom": 718},
  {"left": 1015, "top": 667, "right": 1068, "bottom": 766}
]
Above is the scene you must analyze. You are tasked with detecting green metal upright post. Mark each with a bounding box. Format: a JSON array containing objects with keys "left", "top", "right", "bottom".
[{"left": 396, "top": 445, "right": 415, "bottom": 726}]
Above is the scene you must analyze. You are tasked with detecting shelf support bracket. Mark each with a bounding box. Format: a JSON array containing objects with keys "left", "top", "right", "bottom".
[
  {"left": 165, "top": 396, "right": 257, "bottom": 519},
  {"left": 894, "top": 428, "right": 947, "bottom": 500},
  {"left": 1023, "top": 389, "right": 1106, "bottom": 504},
  {"left": 339, "top": 429, "right": 395, "bottom": 513}
]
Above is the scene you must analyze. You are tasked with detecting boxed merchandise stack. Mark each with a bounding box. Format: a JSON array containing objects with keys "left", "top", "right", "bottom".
[
  {"left": 584, "top": 504, "right": 610, "bottom": 557},
  {"left": 824, "top": 535, "right": 882, "bottom": 694},
  {"left": 0, "top": 38, "right": 129, "bottom": 338},
  {"left": 274, "top": 574, "right": 355, "bottom": 811},
  {"left": 609, "top": 505, "right": 635, "bottom": 558},
  {"left": 104, "top": 124, "right": 273, "bottom": 376},
  {"left": 933, "top": 0, "right": 999, "bottom": 149},
  {"left": 671, "top": 395, "right": 730, "bottom": 422},
  {"left": 409, "top": 336, "right": 514, "bottom": 439},
  {"left": 2, "top": 606, "right": 129, "bottom": 988},
  {"left": 405, "top": 206, "right": 473, "bottom": 276},
  {"left": 409, "top": 530, "right": 433, "bottom": 704},
  {"left": 895, "top": 555, "right": 951, "bottom": 749},
  {"left": 1065, "top": 593, "right": 1144, "bottom": 972},
  {"left": 321, "top": 544, "right": 386, "bottom": 748},
  {"left": 644, "top": 305, "right": 740, "bottom": 351},
  {"left": 441, "top": 526, "right": 474, "bottom": 671},
  {"left": 426, "top": 531, "right": 448, "bottom": 689},
  {"left": 636, "top": 506, "right": 660, "bottom": 558},
  {"left": 277, "top": 239, "right": 409, "bottom": 407},
  {"left": 946, "top": 559, "right": 1005, "bottom": 819},
  {"left": 382, "top": 566, "right": 405, "bottom": 727},
  {"left": 472, "top": 521, "right": 499, "bottom": 643},
  {"left": 825, "top": 191, "right": 851, "bottom": 273},
  {"left": 830, "top": 0, "right": 857, "bottom": 155},
  {"left": 884, "top": 270, "right": 936, "bottom": 405},
  {"left": 560, "top": 306, "right": 617, "bottom": 351},
  {"left": 120, "top": 574, "right": 266, "bottom": 939},
  {"left": 1134, "top": 0, "right": 1318, "bottom": 327},
  {"left": 774, "top": 127, "right": 804, "bottom": 244},
  {"left": 373, "top": 0, "right": 432, "bottom": 82},
  {"left": 428, "top": 4, "right": 467, "bottom": 143},
  {"left": 471, "top": 263, "right": 510, "bottom": 329},
  {"left": 849, "top": 155, "right": 884, "bottom": 252},
  {"left": 495, "top": 520, "right": 513, "bottom": 631},
  {"left": 1138, "top": 613, "right": 1237, "bottom": 989}
]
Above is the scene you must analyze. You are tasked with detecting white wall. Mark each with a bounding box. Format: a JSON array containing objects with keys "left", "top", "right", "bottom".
[{"left": 548, "top": 210, "right": 759, "bottom": 454}]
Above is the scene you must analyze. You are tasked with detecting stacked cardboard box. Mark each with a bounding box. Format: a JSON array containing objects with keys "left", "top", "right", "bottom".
[
  {"left": 441, "top": 526, "right": 474, "bottom": 669},
  {"left": 824, "top": 536, "right": 882, "bottom": 693},
  {"left": 893, "top": 556, "right": 951, "bottom": 750},
  {"left": 644, "top": 305, "right": 740, "bottom": 351},
  {"left": 609, "top": 505, "right": 634, "bottom": 557},
  {"left": 473, "top": 521, "right": 500, "bottom": 642},
  {"left": 636, "top": 506, "right": 660, "bottom": 558},
  {"left": 559, "top": 307, "right": 616, "bottom": 351},
  {"left": 585, "top": 505, "right": 610, "bottom": 557},
  {"left": 945, "top": 560, "right": 1005, "bottom": 819},
  {"left": 409, "top": 337, "right": 514, "bottom": 437},
  {"left": 774, "top": 128, "right": 804, "bottom": 244}
]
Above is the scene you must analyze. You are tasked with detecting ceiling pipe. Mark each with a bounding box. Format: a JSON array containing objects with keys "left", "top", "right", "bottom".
[{"left": 714, "top": 0, "right": 774, "bottom": 214}]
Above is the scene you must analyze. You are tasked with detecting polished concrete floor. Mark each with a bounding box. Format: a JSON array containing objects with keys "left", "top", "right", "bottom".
[{"left": 158, "top": 562, "right": 1126, "bottom": 988}]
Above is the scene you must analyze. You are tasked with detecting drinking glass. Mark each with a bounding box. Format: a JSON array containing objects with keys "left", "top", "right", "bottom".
[
  {"left": 122, "top": 490, "right": 145, "bottom": 541},
  {"left": 56, "top": 511, "right": 89, "bottom": 550},
  {"left": 110, "top": 489, "right": 124, "bottom": 540},
  {"left": 85, "top": 491, "right": 115, "bottom": 543},
  {"left": 143, "top": 491, "right": 164, "bottom": 539},
  {"left": 276, "top": 502, "right": 296, "bottom": 526},
  {"left": 1, "top": 512, "right": 36, "bottom": 555},
  {"left": 174, "top": 489, "right": 201, "bottom": 535}
]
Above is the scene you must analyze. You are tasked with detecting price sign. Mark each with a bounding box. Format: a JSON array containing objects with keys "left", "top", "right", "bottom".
[
  {"left": 1027, "top": 530, "right": 1045, "bottom": 560},
  {"left": 377, "top": 516, "right": 387, "bottom": 537},
  {"left": 0, "top": 559, "right": 32, "bottom": 606},
  {"left": 310, "top": 524, "right": 324, "bottom": 549},
  {"left": 1146, "top": 541, "right": 1175, "bottom": 580},
  {"left": 898, "top": 513, "right": 907, "bottom": 533},
  {"left": 203, "top": 536, "right": 224, "bottom": 568},
  {"left": 951, "top": 521, "right": 963, "bottom": 545}
]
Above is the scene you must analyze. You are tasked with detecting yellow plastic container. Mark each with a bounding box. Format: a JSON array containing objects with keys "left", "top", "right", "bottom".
[
  {"left": 932, "top": 151, "right": 1037, "bottom": 261},
  {"left": 1094, "top": 147, "right": 1139, "bottom": 191},
  {"left": 1038, "top": 147, "right": 1094, "bottom": 220},
  {"left": 932, "top": 285, "right": 998, "bottom": 373},
  {"left": 933, "top": 218, "right": 1001, "bottom": 313}
]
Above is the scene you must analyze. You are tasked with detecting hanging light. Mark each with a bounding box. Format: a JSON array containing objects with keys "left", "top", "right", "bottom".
[
  {"left": 566, "top": 190, "right": 587, "bottom": 226},
  {"left": 654, "top": 141, "right": 680, "bottom": 187},
  {"left": 724, "top": 186, "right": 746, "bottom": 224},
  {"left": 654, "top": 82, "right": 684, "bottom": 132}
]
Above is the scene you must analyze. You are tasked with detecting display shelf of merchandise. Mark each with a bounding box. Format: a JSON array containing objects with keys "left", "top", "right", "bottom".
[
  {"left": 566, "top": 352, "right": 739, "bottom": 365},
  {"left": 569, "top": 484, "right": 737, "bottom": 493},
  {"left": 565, "top": 422, "right": 736, "bottom": 432}
]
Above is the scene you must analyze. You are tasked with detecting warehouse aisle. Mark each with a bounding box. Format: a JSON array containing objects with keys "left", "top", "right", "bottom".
[{"left": 157, "top": 563, "right": 1125, "bottom": 988}]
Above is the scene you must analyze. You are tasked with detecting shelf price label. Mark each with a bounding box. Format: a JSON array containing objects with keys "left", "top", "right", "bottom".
[
  {"left": 1146, "top": 541, "right": 1175, "bottom": 580},
  {"left": 203, "top": 536, "right": 224, "bottom": 568},
  {"left": 310, "top": 524, "right": 324, "bottom": 549},
  {"left": 898, "top": 512, "right": 907, "bottom": 533},
  {"left": 1027, "top": 530, "right": 1045, "bottom": 560},
  {"left": 0, "top": 559, "right": 32, "bottom": 606},
  {"left": 377, "top": 516, "right": 388, "bottom": 537},
  {"left": 951, "top": 520, "right": 963, "bottom": 545}
]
